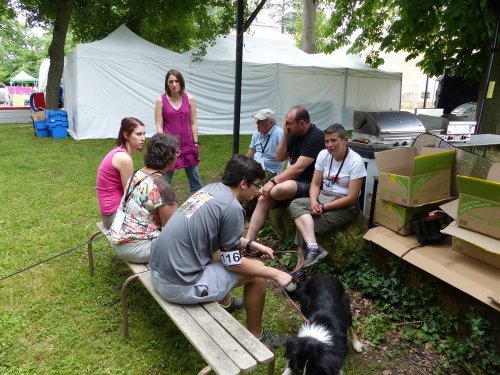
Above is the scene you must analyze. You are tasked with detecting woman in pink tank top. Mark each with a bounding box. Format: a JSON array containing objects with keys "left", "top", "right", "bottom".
[
  {"left": 154, "top": 69, "right": 202, "bottom": 192},
  {"left": 96, "top": 117, "right": 146, "bottom": 228}
]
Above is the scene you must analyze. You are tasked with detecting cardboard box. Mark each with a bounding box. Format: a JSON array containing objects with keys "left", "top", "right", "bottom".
[
  {"left": 456, "top": 164, "right": 500, "bottom": 240},
  {"left": 441, "top": 221, "right": 500, "bottom": 269},
  {"left": 364, "top": 226, "right": 500, "bottom": 312},
  {"left": 374, "top": 198, "right": 443, "bottom": 235},
  {"left": 452, "top": 237, "right": 500, "bottom": 269},
  {"left": 31, "top": 111, "right": 45, "bottom": 121},
  {"left": 375, "top": 147, "right": 455, "bottom": 207}
]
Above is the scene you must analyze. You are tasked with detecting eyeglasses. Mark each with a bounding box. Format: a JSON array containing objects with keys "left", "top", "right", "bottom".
[{"left": 247, "top": 181, "right": 262, "bottom": 189}]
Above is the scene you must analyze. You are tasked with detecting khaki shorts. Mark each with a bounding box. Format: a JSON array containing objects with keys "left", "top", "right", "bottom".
[
  {"left": 150, "top": 263, "right": 238, "bottom": 304},
  {"left": 289, "top": 192, "right": 359, "bottom": 247}
]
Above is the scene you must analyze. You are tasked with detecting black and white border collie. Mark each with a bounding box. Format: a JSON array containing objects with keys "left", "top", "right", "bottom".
[{"left": 282, "top": 274, "right": 363, "bottom": 375}]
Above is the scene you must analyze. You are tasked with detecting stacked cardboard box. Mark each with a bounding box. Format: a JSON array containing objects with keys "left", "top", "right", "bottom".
[
  {"left": 441, "top": 164, "right": 500, "bottom": 269},
  {"left": 374, "top": 147, "right": 455, "bottom": 235}
]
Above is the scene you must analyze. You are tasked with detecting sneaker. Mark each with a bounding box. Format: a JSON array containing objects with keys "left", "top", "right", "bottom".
[
  {"left": 259, "top": 329, "right": 288, "bottom": 348},
  {"left": 222, "top": 297, "right": 244, "bottom": 313},
  {"left": 303, "top": 245, "right": 328, "bottom": 267}
]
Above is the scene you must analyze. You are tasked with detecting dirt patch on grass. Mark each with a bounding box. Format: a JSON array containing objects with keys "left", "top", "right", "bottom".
[{"left": 347, "top": 290, "right": 466, "bottom": 374}]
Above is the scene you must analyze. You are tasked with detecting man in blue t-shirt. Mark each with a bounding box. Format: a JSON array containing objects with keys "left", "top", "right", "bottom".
[
  {"left": 246, "top": 106, "right": 325, "bottom": 241},
  {"left": 246, "top": 108, "right": 284, "bottom": 179}
]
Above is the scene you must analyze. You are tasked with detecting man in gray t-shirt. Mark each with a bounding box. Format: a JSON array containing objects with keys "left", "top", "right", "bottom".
[{"left": 150, "top": 155, "right": 292, "bottom": 346}]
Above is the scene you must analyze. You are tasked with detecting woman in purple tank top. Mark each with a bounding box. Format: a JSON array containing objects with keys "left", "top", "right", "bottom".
[{"left": 154, "top": 69, "right": 202, "bottom": 192}]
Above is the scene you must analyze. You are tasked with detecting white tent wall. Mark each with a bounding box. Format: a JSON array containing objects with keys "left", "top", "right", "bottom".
[
  {"left": 276, "top": 65, "right": 347, "bottom": 128},
  {"left": 64, "top": 25, "right": 189, "bottom": 140},
  {"left": 188, "top": 61, "right": 278, "bottom": 134},
  {"left": 63, "top": 26, "right": 402, "bottom": 139}
]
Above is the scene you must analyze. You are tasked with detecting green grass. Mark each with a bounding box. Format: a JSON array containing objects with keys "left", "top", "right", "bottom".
[
  {"left": 0, "top": 124, "right": 298, "bottom": 374},
  {"left": 2, "top": 124, "right": 498, "bottom": 374}
]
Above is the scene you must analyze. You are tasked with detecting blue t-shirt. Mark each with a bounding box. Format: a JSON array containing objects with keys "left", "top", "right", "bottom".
[{"left": 249, "top": 125, "right": 284, "bottom": 174}]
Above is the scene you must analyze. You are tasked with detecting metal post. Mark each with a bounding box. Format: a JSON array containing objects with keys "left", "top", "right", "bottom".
[
  {"left": 232, "top": 0, "right": 269, "bottom": 155},
  {"left": 476, "top": 15, "right": 499, "bottom": 134},
  {"left": 232, "top": 0, "right": 244, "bottom": 155}
]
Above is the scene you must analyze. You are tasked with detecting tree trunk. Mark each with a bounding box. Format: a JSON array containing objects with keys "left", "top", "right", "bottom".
[
  {"left": 477, "top": 50, "right": 500, "bottom": 135},
  {"left": 45, "top": 0, "right": 74, "bottom": 110},
  {"left": 301, "top": 0, "right": 317, "bottom": 53}
]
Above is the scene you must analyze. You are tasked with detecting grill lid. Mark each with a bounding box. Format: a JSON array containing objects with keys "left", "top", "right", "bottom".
[{"left": 353, "top": 111, "right": 426, "bottom": 141}]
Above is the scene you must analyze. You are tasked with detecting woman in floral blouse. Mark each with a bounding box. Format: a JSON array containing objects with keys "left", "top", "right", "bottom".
[{"left": 110, "top": 133, "right": 179, "bottom": 263}]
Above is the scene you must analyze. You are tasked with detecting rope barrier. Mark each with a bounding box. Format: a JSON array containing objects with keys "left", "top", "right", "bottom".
[{"left": 0, "top": 233, "right": 106, "bottom": 282}]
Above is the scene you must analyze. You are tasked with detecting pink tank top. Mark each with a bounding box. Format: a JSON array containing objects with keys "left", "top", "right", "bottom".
[{"left": 96, "top": 146, "right": 128, "bottom": 215}]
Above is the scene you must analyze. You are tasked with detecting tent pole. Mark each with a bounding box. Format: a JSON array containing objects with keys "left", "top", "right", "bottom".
[
  {"left": 232, "top": 0, "right": 244, "bottom": 155},
  {"left": 232, "top": 0, "right": 268, "bottom": 155}
]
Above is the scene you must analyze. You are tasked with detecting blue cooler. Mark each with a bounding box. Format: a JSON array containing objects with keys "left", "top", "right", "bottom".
[{"left": 34, "top": 120, "right": 49, "bottom": 137}]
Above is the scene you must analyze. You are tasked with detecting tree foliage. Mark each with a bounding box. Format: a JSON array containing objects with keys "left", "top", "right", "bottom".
[
  {"left": 69, "top": 0, "right": 237, "bottom": 53},
  {"left": 0, "top": 14, "right": 48, "bottom": 83},
  {"left": 10, "top": 0, "right": 238, "bottom": 109},
  {"left": 320, "top": 0, "right": 498, "bottom": 82}
]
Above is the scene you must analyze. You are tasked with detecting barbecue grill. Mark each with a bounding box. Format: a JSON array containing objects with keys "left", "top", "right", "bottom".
[
  {"left": 348, "top": 110, "right": 427, "bottom": 216},
  {"left": 351, "top": 110, "right": 426, "bottom": 146}
]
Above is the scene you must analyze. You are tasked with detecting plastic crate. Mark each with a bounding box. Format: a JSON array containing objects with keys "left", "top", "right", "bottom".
[
  {"left": 35, "top": 128, "right": 50, "bottom": 137},
  {"left": 46, "top": 110, "right": 68, "bottom": 118},
  {"left": 34, "top": 120, "right": 47, "bottom": 130},
  {"left": 50, "top": 125, "right": 68, "bottom": 139},
  {"left": 46, "top": 110, "right": 68, "bottom": 123},
  {"left": 47, "top": 120, "right": 69, "bottom": 129}
]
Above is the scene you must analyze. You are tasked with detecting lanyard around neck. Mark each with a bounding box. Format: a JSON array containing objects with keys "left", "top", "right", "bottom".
[
  {"left": 326, "top": 148, "right": 349, "bottom": 186},
  {"left": 259, "top": 134, "right": 271, "bottom": 155}
]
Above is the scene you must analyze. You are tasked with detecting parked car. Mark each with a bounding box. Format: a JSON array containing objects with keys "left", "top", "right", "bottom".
[{"left": 451, "top": 102, "right": 476, "bottom": 120}]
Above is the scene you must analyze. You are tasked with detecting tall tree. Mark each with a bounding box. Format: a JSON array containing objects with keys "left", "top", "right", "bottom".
[
  {"left": 321, "top": 0, "right": 499, "bottom": 134},
  {"left": 301, "top": 0, "right": 318, "bottom": 53},
  {"left": 267, "top": 0, "right": 301, "bottom": 34}
]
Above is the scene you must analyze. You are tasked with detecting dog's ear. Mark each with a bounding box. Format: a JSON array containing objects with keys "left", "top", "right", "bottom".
[
  {"left": 315, "top": 347, "right": 345, "bottom": 375},
  {"left": 284, "top": 337, "right": 310, "bottom": 373}
]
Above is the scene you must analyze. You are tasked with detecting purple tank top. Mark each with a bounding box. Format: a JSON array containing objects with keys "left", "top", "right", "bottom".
[{"left": 161, "top": 93, "right": 199, "bottom": 170}]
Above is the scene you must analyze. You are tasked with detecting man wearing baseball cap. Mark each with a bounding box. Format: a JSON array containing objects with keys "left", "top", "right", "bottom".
[{"left": 247, "top": 108, "right": 285, "bottom": 181}]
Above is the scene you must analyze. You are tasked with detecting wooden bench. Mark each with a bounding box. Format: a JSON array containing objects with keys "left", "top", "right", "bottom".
[{"left": 87, "top": 222, "right": 275, "bottom": 375}]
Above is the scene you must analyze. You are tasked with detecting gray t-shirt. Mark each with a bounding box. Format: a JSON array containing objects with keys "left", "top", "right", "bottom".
[{"left": 149, "top": 183, "right": 244, "bottom": 285}]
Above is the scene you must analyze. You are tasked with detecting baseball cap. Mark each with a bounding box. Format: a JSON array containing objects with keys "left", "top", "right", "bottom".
[{"left": 253, "top": 108, "right": 275, "bottom": 121}]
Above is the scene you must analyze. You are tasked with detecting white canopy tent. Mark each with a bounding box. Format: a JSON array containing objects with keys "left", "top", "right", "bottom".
[
  {"left": 185, "top": 35, "right": 402, "bottom": 133},
  {"left": 64, "top": 25, "right": 402, "bottom": 139},
  {"left": 64, "top": 25, "right": 189, "bottom": 139}
]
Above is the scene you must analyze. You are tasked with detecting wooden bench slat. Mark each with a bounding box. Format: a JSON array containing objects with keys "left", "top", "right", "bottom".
[
  {"left": 185, "top": 304, "right": 258, "bottom": 372},
  {"left": 96, "top": 222, "right": 149, "bottom": 274},
  {"left": 125, "top": 262, "right": 149, "bottom": 274},
  {"left": 96, "top": 222, "right": 109, "bottom": 235},
  {"left": 138, "top": 273, "right": 242, "bottom": 375},
  {"left": 203, "top": 302, "right": 274, "bottom": 364}
]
